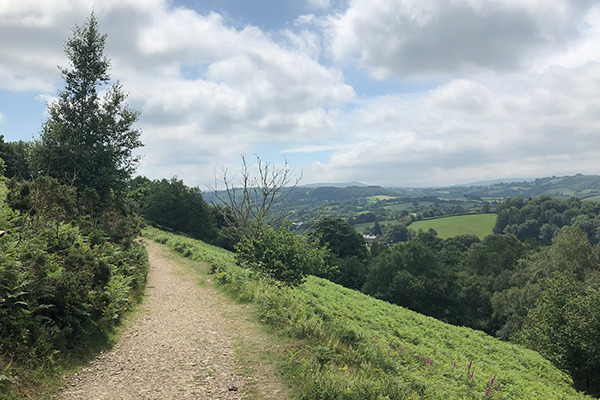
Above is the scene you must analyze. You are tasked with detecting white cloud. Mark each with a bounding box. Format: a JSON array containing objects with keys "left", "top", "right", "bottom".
[
  {"left": 534, "top": 5, "right": 600, "bottom": 70},
  {"left": 2, "top": 0, "right": 600, "bottom": 189},
  {"left": 307, "top": 61, "right": 600, "bottom": 186},
  {"left": 0, "top": 0, "right": 355, "bottom": 187},
  {"left": 326, "top": 0, "right": 597, "bottom": 78},
  {"left": 281, "top": 144, "right": 344, "bottom": 153},
  {"left": 305, "top": 0, "right": 330, "bottom": 11},
  {"left": 34, "top": 93, "right": 58, "bottom": 104}
]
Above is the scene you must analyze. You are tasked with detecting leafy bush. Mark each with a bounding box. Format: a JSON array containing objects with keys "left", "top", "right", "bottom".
[
  {"left": 0, "top": 177, "right": 148, "bottom": 397},
  {"left": 235, "top": 223, "right": 334, "bottom": 286}
]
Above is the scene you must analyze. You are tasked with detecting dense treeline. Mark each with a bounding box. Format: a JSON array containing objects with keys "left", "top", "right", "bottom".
[
  {"left": 494, "top": 195, "right": 600, "bottom": 244},
  {"left": 0, "top": 136, "right": 31, "bottom": 180},
  {"left": 129, "top": 176, "right": 214, "bottom": 241},
  {"left": 128, "top": 176, "right": 238, "bottom": 250}
]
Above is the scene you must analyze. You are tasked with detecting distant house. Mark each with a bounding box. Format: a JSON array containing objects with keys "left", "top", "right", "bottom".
[{"left": 362, "top": 234, "right": 377, "bottom": 246}]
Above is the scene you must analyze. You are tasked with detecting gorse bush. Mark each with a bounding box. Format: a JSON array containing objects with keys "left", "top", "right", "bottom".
[
  {"left": 0, "top": 177, "right": 148, "bottom": 397},
  {"left": 149, "top": 230, "right": 592, "bottom": 400}
]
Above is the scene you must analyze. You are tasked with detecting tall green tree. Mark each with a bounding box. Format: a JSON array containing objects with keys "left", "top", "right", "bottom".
[
  {"left": 137, "top": 176, "right": 215, "bottom": 242},
  {"left": 29, "top": 13, "right": 142, "bottom": 201},
  {"left": 309, "top": 217, "right": 368, "bottom": 260},
  {"left": 363, "top": 239, "right": 451, "bottom": 318},
  {"left": 309, "top": 217, "right": 369, "bottom": 289},
  {"left": 0, "top": 136, "right": 31, "bottom": 180}
]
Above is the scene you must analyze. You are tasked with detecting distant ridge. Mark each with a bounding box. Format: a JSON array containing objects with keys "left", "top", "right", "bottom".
[
  {"left": 301, "top": 181, "right": 368, "bottom": 188},
  {"left": 454, "top": 177, "right": 537, "bottom": 187}
]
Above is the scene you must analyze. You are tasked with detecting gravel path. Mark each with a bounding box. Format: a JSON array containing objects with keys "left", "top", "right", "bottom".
[{"left": 60, "top": 240, "right": 288, "bottom": 400}]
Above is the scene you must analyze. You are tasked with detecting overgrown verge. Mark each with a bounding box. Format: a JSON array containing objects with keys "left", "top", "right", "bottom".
[
  {"left": 145, "top": 227, "right": 591, "bottom": 400},
  {"left": 0, "top": 178, "right": 149, "bottom": 399},
  {"left": 144, "top": 226, "right": 235, "bottom": 272}
]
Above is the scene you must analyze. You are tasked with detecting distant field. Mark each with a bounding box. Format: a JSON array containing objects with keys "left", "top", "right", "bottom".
[
  {"left": 584, "top": 195, "right": 600, "bottom": 202},
  {"left": 544, "top": 188, "right": 575, "bottom": 196},
  {"left": 369, "top": 195, "right": 395, "bottom": 201},
  {"left": 384, "top": 201, "right": 435, "bottom": 211},
  {"left": 383, "top": 202, "right": 415, "bottom": 211},
  {"left": 547, "top": 177, "right": 567, "bottom": 184},
  {"left": 409, "top": 214, "right": 498, "bottom": 239}
]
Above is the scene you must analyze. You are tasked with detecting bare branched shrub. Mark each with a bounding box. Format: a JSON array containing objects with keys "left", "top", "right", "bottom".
[{"left": 210, "top": 153, "right": 302, "bottom": 241}]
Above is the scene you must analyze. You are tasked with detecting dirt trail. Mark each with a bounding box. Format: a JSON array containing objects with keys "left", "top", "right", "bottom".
[{"left": 60, "top": 240, "right": 289, "bottom": 400}]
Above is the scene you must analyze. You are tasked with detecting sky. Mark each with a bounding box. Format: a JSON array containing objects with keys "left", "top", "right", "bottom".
[{"left": 1, "top": 0, "right": 600, "bottom": 188}]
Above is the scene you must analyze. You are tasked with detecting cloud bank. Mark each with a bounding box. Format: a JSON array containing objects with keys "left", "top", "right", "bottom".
[{"left": 0, "top": 0, "right": 599, "bottom": 188}]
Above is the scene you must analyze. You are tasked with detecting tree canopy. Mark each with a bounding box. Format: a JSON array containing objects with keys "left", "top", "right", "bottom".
[
  {"left": 131, "top": 176, "right": 215, "bottom": 242},
  {"left": 29, "top": 13, "right": 143, "bottom": 202},
  {"left": 0, "top": 136, "right": 31, "bottom": 180}
]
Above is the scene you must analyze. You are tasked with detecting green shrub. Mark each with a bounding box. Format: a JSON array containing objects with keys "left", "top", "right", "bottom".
[
  {"left": 0, "top": 177, "right": 149, "bottom": 398},
  {"left": 235, "top": 223, "right": 334, "bottom": 286}
]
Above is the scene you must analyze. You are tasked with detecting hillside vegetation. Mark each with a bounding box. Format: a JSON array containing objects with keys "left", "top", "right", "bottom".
[
  {"left": 145, "top": 227, "right": 591, "bottom": 400},
  {"left": 0, "top": 15, "right": 148, "bottom": 399}
]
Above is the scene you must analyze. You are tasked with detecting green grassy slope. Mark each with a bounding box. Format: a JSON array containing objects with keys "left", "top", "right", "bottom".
[
  {"left": 410, "top": 214, "right": 497, "bottom": 239},
  {"left": 144, "top": 227, "right": 589, "bottom": 400},
  {"left": 295, "top": 277, "right": 584, "bottom": 399}
]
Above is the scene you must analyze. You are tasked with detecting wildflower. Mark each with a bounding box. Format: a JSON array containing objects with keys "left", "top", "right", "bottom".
[
  {"left": 389, "top": 340, "right": 393, "bottom": 347},
  {"left": 486, "top": 387, "right": 491, "bottom": 397},
  {"left": 342, "top": 365, "right": 348, "bottom": 371},
  {"left": 496, "top": 383, "right": 501, "bottom": 390},
  {"left": 453, "top": 362, "right": 456, "bottom": 368}
]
